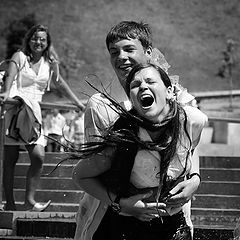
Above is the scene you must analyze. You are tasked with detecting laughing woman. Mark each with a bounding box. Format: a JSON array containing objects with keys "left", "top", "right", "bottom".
[{"left": 72, "top": 63, "right": 207, "bottom": 240}]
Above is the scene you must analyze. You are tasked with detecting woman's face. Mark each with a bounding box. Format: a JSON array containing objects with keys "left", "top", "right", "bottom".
[
  {"left": 29, "top": 31, "right": 48, "bottom": 55},
  {"left": 129, "top": 66, "right": 171, "bottom": 123}
]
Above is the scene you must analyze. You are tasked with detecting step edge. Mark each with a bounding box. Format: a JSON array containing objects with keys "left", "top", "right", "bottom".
[
  {"left": 194, "top": 193, "right": 240, "bottom": 198},
  {"left": 12, "top": 189, "right": 83, "bottom": 193},
  {"left": 192, "top": 207, "right": 240, "bottom": 212},
  {"left": 200, "top": 168, "right": 240, "bottom": 170}
]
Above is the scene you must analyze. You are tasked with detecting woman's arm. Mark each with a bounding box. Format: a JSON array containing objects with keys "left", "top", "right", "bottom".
[
  {"left": 51, "top": 67, "right": 85, "bottom": 111},
  {"left": 0, "top": 53, "right": 19, "bottom": 101}
]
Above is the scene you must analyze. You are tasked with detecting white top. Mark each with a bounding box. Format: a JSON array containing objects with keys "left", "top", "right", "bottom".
[
  {"left": 9, "top": 51, "right": 51, "bottom": 102},
  {"left": 131, "top": 106, "right": 207, "bottom": 189},
  {"left": 6, "top": 50, "right": 52, "bottom": 146}
]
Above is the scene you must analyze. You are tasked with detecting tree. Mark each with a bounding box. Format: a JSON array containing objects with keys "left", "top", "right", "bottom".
[
  {"left": 217, "top": 39, "right": 238, "bottom": 111},
  {"left": 3, "top": 13, "right": 37, "bottom": 59}
]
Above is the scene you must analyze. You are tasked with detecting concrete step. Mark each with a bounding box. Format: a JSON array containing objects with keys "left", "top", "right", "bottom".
[
  {"left": 13, "top": 177, "right": 79, "bottom": 191},
  {"left": 4, "top": 189, "right": 83, "bottom": 204},
  {"left": 17, "top": 150, "right": 240, "bottom": 168},
  {"left": 197, "top": 181, "right": 240, "bottom": 195},
  {"left": 192, "top": 214, "right": 239, "bottom": 231},
  {"left": 15, "top": 160, "right": 240, "bottom": 180},
  {"left": 0, "top": 210, "right": 237, "bottom": 239},
  {"left": 192, "top": 194, "right": 240, "bottom": 209},
  {"left": 16, "top": 219, "right": 76, "bottom": 239},
  {"left": 193, "top": 228, "right": 234, "bottom": 240},
  {"left": 15, "top": 164, "right": 75, "bottom": 178},
  {"left": 201, "top": 168, "right": 240, "bottom": 181},
  {"left": 200, "top": 156, "right": 240, "bottom": 168},
  {"left": 2, "top": 217, "right": 235, "bottom": 240},
  {"left": 12, "top": 178, "right": 240, "bottom": 197},
  {"left": 192, "top": 207, "right": 240, "bottom": 231},
  {"left": 18, "top": 152, "right": 71, "bottom": 164},
  {"left": 0, "top": 211, "right": 76, "bottom": 239},
  {"left": 192, "top": 207, "right": 240, "bottom": 216},
  {"left": 10, "top": 179, "right": 240, "bottom": 204},
  {"left": 1, "top": 201, "right": 79, "bottom": 212},
  {"left": 0, "top": 237, "right": 73, "bottom": 240}
]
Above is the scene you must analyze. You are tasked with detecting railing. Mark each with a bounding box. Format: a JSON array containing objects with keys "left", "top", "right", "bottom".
[{"left": 193, "top": 89, "right": 240, "bottom": 100}]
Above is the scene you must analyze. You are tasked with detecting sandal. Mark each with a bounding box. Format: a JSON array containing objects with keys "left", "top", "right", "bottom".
[{"left": 31, "top": 200, "right": 51, "bottom": 212}]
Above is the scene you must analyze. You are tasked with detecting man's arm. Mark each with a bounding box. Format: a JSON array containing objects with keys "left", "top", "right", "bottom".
[{"left": 84, "top": 93, "right": 119, "bottom": 142}]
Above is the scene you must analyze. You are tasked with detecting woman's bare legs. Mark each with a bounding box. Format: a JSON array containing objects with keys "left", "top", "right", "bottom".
[
  {"left": 3, "top": 143, "right": 50, "bottom": 211},
  {"left": 24, "top": 144, "right": 45, "bottom": 207},
  {"left": 3, "top": 145, "right": 19, "bottom": 210}
]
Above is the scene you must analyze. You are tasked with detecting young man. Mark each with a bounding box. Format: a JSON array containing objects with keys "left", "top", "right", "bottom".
[{"left": 73, "top": 21, "right": 200, "bottom": 240}]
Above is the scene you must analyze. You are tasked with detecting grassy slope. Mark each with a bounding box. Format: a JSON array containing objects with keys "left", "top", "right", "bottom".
[{"left": 0, "top": 0, "right": 239, "bottom": 102}]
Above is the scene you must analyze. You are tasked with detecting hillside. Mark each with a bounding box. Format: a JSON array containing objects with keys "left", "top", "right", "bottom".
[{"left": 0, "top": 0, "right": 240, "bottom": 103}]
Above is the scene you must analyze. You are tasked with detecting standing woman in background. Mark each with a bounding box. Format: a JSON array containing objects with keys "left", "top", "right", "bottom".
[{"left": 0, "top": 24, "right": 84, "bottom": 211}]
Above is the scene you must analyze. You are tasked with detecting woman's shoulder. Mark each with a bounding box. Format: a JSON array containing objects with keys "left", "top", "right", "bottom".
[
  {"left": 11, "top": 50, "right": 23, "bottom": 60},
  {"left": 14, "top": 50, "right": 27, "bottom": 58},
  {"left": 9, "top": 50, "right": 26, "bottom": 68}
]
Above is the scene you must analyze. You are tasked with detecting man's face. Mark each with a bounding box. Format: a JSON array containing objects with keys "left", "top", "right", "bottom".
[{"left": 108, "top": 38, "right": 152, "bottom": 91}]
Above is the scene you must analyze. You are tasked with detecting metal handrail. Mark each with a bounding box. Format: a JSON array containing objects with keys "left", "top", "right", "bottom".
[
  {"left": 192, "top": 89, "right": 240, "bottom": 100},
  {"left": 208, "top": 116, "right": 240, "bottom": 124}
]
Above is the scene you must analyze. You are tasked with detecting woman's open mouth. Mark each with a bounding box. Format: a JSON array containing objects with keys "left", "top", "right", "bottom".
[{"left": 140, "top": 95, "right": 154, "bottom": 109}]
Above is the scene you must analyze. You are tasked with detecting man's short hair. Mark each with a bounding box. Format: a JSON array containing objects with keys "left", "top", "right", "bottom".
[{"left": 106, "top": 21, "right": 152, "bottom": 51}]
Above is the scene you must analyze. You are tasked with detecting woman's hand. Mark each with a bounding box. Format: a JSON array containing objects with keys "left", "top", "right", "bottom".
[
  {"left": 119, "top": 191, "right": 168, "bottom": 222},
  {"left": 165, "top": 176, "right": 200, "bottom": 208}
]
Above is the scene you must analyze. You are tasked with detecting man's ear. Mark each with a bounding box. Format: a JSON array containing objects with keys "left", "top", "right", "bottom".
[
  {"left": 145, "top": 46, "right": 153, "bottom": 57},
  {"left": 166, "top": 86, "right": 174, "bottom": 100}
]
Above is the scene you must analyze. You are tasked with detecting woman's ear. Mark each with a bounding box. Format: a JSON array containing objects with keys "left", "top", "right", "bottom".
[{"left": 166, "top": 86, "right": 175, "bottom": 100}]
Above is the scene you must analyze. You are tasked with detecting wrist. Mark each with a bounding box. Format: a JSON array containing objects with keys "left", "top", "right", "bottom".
[{"left": 110, "top": 195, "right": 122, "bottom": 214}]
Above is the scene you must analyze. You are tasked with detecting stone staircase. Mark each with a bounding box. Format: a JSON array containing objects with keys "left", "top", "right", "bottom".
[
  {"left": 12, "top": 152, "right": 83, "bottom": 212},
  {"left": 192, "top": 155, "right": 240, "bottom": 231},
  {"left": 0, "top": 151, "right": 80, "bottom": 239},
  {"left": 1, "top": 146, "right": 240, "bottom": 239}
]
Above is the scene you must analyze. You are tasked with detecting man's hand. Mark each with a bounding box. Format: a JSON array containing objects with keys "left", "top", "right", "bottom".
[
  {"left": 0, "top": 91, "right": 10, "bottom": 102},
  {"left": 166, "top": 176, "right": 200, "bottom": 208},
  {"left": 119, "top": 191, "right": 168, "bottom": 222}
]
